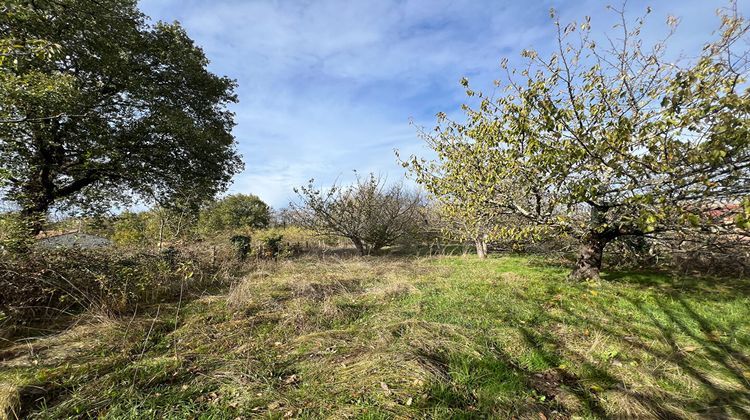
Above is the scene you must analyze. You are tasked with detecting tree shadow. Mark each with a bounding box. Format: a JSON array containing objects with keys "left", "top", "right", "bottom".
[
  {"left": 499, "top": 327, "right": 611, "bottom": 418},
  {"left": 602, "top": 270, "right": 750, "bottom": 301},
  {"left": 545, "top": 290, "right": 750, "bottom": 418}
]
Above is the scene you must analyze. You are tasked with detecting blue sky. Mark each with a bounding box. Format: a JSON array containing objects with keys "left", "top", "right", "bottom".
[{"left": 138, "top": 0, "right": 746, "bottom": 208}]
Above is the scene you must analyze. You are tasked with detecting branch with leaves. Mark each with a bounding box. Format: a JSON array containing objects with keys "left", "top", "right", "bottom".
[{"left": 405, "top": 2, "right": 750, "bottom": 279}]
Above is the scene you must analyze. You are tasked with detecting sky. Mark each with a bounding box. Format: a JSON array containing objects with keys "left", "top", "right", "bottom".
[{"left": 138, "top": 0, "right": 747, "bottom": 208}]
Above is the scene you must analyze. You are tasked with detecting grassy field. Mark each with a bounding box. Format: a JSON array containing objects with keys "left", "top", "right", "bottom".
[{"left": 1, "top": 255, "right": 749, "bottom": 419}]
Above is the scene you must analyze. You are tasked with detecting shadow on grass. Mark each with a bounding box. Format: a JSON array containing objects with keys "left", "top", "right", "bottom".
[
  {"left": 602, "top": 270, "right": 750, "bottom": 300},
  {"left": 417, "top": 264, "right": 750, "bottom": 418},
  {"left": 545, "top": 290, "right": 750, "bottom": 418}
]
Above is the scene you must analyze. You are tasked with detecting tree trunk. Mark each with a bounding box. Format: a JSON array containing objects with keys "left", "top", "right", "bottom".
[
  {"left": 570, "top": 231, "right": 609, "bottom": 281},
  {"left": 20, "top": 200, "right": 51, "bottom": 236},
  {"left": 351, "top": 237, "right": 367, "bottom": 256},
  {"left": 157, "top": 216, "right": 165, "bottom": 252},
  {"left": 475, "top": 236, "right": 488, "bottom": 259}
]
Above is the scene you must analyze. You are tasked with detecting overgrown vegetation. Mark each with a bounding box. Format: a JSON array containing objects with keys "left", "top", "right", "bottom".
[
  {"left": 0, "top": 248, "right": 223, "bottom": 327},
  {"left": 1, "top": 255, "right": 748, "bottom": 418}
]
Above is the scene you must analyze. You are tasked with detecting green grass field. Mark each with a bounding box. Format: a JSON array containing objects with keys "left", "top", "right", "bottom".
[{"left": 2, "top": 255, "right": 749, "bottom": 419}]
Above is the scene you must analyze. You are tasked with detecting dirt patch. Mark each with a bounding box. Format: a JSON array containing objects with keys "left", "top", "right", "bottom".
[
  {"left": 528, "top": 368, "right": 571, "bottom": 399},
  {"left": 527, "top": 368, "right": 589, "bottom": 415}
]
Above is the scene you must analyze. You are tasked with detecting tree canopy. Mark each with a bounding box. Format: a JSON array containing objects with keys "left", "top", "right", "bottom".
[
  {"left": 0, "top": 0, "right": 243, "bottom": 232},
  {"left": 405, "top": 4, "right": 750, "bottom": 279},
  {"left": 198, "top": 194, "right": 271, "bottom": 234}
]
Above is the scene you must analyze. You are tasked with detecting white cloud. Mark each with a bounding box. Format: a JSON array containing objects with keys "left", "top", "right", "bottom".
[{"left": 138, "top": 0, "right": 748, "bottom": 207}]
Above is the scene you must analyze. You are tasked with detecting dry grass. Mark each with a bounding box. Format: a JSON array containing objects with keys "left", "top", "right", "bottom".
[
  {"left": 0, "top": 383, "right": 19, "bottom": 420},
  {"left": 1, "top": 254, "right": 748, "bottom": 418}
]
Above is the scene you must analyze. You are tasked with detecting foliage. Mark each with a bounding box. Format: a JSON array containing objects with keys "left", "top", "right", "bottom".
[
  {"left": 0, "top": 248, "right": 209, "bottom": 323},
  {"left": 230, "top": 234, "right": 251, "bottom": 261},
  {"left": 405, "top": 4, "right": 750, "bottom": 279},
  {"left": 112, "top": 207, "right": 197, "bottom": 248},
  {"left": 430, "top": 200, "right": 534, "bottom": 258},
  {"left": 290, "top": 173, "right": 426, "bottom": 255},
  {"left": 0, "top": 0, "right": 242, "bottom": 231},
  {"left": 111, "top": 211, "right": 149, "bottom": 247},
  {"left": 259, "top": 232, "right": 284, "bottom": 258},
  {"left": 198, "top": 194, "right": 270, "bottom": 235},
  {"left": 0, "top": 212, "right": 33, "bottom": 254}
]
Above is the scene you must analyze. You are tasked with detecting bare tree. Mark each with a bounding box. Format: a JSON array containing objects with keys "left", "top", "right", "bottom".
[{"left": 290, "top": 173, "right": 426, "bottom": 255}]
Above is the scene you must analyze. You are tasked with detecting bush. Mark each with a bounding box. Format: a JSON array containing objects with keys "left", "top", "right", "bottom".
[
  {"left": 198, "top": 194, "right": 271, "bottom": 235},
  {"left": 230, "top": 235, "right": 251, "bottom": 261},
  {"left": 0, "top": 213, "right": 33, "bottom": 254},
  {"left": 0, "top": 248, "right": 215, "bottom": 326},
  {"left": 290, "top": 173, "right": 426, "bottom": 255},
  {"left": 259, "top": 233, "right": 283, "bottom": 259}
]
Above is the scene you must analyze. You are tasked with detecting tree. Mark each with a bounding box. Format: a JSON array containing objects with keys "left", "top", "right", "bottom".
[
  {"left": 198, "top": 194, "right": 271, "bottom": 234},
  {"left": 0, "top": 0, "right": 243, "bottom": 233},
  {"left": 111, "top": 205, "right": 198, "bottom": 248},
  {"left": 405, "top": 4, "right": 750, "bottom": 279},
  {"left": 399, "top": 134, "right": 533, "bottom": 259},
  {"left": 111, "top": 211, "right": 149, "bottom": 247},
  {"left": 290, "top": 173, "right": 425, "bottom": 256}
]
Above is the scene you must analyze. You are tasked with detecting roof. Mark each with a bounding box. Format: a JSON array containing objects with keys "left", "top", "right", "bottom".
[{"left": 36, "top": 232, "right": 112, "bottom": 249}]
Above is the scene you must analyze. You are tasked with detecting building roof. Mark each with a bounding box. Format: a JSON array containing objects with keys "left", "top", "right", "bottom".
[{"left": 36, "top": 231, "right": 112, "bottom": 249}]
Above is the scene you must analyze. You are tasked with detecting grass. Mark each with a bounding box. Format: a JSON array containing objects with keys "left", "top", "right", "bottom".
[{"left": 1, "top": 254, "right": 749, "bottom": 419}]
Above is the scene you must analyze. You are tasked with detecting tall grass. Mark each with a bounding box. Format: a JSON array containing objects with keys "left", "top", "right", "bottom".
[{"left": 1, "top": 254, "right": 748, "bottom": 418}]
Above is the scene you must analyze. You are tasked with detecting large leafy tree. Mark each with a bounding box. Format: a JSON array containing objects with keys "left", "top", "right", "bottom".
[
  {"left": 406, "top": 4, "right": 750, "bottom": 279},
  {"left": 0, "top": 0, "right": 243, "bottom": 232}
]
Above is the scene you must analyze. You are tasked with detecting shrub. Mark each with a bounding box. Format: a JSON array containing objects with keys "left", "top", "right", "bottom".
[
  {"left": 0, "top": 213, "right": 33, "bottom": 254},
  {"left": 260, "top": 233, "right": 284, "bottom": 259},
  {"left": 230, "top": 235, "right": 251, "bottom": 261},
  {"left": 0, "top": 248, "right": 215, "bottom": 326},
  {"left": 290, "top": 173, "right": 426, "bottom": 255},
  {"left": 198, "top": 194, "right": 271, "bottom": 235}
]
